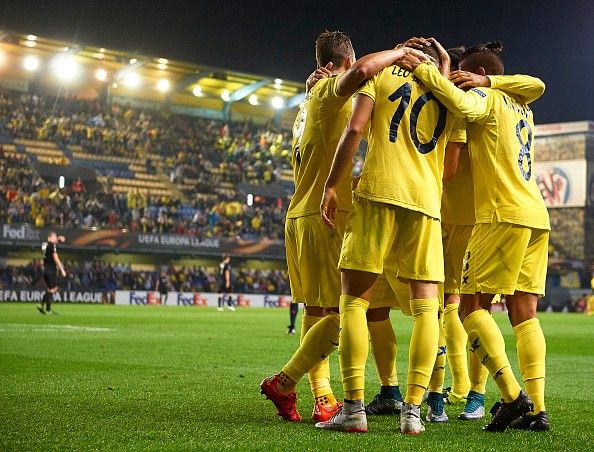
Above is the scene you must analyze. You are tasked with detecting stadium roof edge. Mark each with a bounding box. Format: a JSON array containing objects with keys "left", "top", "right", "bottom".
[{"left": 0, "top": 28, "right": 306, "bottom": 99}]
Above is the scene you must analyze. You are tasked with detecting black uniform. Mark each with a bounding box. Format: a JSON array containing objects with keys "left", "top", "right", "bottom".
[
  {"left": 157, "top": 275, "right": 168, "bottom": 305},
  {"left": 218, "top": 261, "right": 231, "bottom": 293},
  {"left": 42, "top": 242, "right": 57, "bottom": 289}
]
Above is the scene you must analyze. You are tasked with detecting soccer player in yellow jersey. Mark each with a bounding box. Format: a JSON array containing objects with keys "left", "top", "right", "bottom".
[
  {"left": 317, "top": 41, "right": 466, "bottom": 434},
  {"left": 403, "top": 41, "right": 550, "bottom": 432},
  {"left": 261, "top": 31, "right": 417, "bottom": 424}
]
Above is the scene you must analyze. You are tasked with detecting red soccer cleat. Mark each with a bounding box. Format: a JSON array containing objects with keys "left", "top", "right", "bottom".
[
  {"left": 260, "top": 375, "right": 302, "bottom": 422},
  {"left": 312, "top": 401, "right": 343, "bottom": 422}
]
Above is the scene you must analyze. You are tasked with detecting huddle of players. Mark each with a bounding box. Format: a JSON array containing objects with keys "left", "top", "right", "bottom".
[{"left": 261, "top": 31, "right": 549, "bottom": 435}]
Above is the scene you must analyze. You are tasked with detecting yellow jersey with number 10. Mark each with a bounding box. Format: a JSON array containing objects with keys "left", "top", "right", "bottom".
[
  {"left": 356, "top": 65, "right": 466, "bottom": 220},
  {"left": 287, "top": 75, "right": 352, "bottom": 219},
  {"left": 413, "top": 63, "right": 550, "bottom": 230}
]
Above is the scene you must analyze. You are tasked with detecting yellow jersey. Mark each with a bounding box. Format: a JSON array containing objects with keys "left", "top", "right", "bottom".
[
  {"left": 356, "top": 65, "right": 466, "bottom": 220},
  {"left": 287, "top": 75, "right": 352, "bottom": 219},
  {"left": 441, "top": 144, "right": 475, "bottom": 225},
  {"left": 415, "top": 64, "right": 550, "bottom": 230}
]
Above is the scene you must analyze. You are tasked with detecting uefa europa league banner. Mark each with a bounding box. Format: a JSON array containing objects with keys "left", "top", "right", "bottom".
[{"left": 1, "top": 224, "right": 286, "bottom": 258}]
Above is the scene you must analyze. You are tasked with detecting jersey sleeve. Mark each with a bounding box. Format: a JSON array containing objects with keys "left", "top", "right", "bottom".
[
  {"left": 487, "top": 75, "right": 546, "bottom": 104},
  {"left": 48, "top": 243, "right": 56, "bottom": 254},
  {"left": 414, "top": 62, "right": 490, "bottom": 123},
  {"left": 449, "top": 118, "right": 467, "bottom": 143},
  {"left": 357, "top": 73, "right": 378, "bottom": 103}
]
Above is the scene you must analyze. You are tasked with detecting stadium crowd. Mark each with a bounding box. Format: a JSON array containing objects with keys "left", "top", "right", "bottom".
[
  {"left": 0, "top": 91, "right": 291, "bottom": 239},
  {"left": 0, "top": 260, "right": 290, "bottom": 295}
]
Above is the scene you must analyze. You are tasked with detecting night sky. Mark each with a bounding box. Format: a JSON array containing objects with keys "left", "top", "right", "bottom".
[{"left": 2, "top": 0, "right": 593, "bottom": 123}]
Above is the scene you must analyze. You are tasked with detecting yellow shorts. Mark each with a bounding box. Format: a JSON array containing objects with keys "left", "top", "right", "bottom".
[
  {"left": 285, "top": 212, "right": 347, "bottom": 307},
  {"left": 368, "top": 273, "right": 401, "bottom": 309},
  {"left": 339, "top": 196, "right": 444, "bottom": 282},
  {"left": 460, "top": 222, "right": 549, "bottom": 296},
  {"left": 442, "top": 223, "right": 474, "bottom": 295}
]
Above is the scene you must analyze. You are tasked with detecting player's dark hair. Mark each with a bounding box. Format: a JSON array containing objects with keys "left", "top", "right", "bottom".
[
  {"left": 315, "top": 31, "right": 354, "bottom": 68},
  {"left": 420, "top": 42, "right": 441, "bottom": 65},
  {"left": 447, "top": 46, "right": 466, "bottom": 71},
  {"left": 460, "top": 41, "right": 504, "bottom": 75}
]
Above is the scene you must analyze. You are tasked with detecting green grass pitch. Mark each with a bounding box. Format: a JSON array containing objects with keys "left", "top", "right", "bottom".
[{"left": 1, "top": 304, "right": 593, "bottom": 451}]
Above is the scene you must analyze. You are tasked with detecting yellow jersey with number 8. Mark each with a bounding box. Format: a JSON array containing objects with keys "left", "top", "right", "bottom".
[
  {"left": 356, "top": 65, "right": 466, "bottom": 220},
  {"left": 413, "top": 64, "right": 550, "bottom": 231},
  {"left": 287, "top": 75, "right": 352, "bottom": 219}
]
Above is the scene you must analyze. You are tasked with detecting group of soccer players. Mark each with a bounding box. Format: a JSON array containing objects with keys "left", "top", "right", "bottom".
[{"left": 261, "top": 30, "right": 550, "bottom": 435}]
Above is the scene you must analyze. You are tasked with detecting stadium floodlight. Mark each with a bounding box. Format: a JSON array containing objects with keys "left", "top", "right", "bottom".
[
  {"left": 156, "top": 78, "right": 170, "bottom": 92},
  {"left": 27, "top": 34, "right": 37, "bottom": 41},
  {"left": 52, "top": 54, "right": 79, "bottom": 81},
  {"left": 58, "top": 176, "right": 65, "bottom": 189},
  {"left": 157, "top": 63, "right": 167, "bottom": 70},
  {"left": 122, "top": 71, "right": 141, "bottom": 88},
  {"left": 247, "top": 193, "right": 254, "bottom": 207},
  {"left": 248, "top": 94, "right": 258, "bottom": 106},
  {"left": 24, "top": 39, "right": 36, "bottom": 48},
  {"left": 271, "top": 96, "right": 284, "bottom": 109},
  {"left": 274, "top": 78, "right": 282, "bottom": 85},
  {"left": 129, "top": 58, "right": 137, "bottom": 64},
  {"left": 23, "top": 55, "right": 40, "bottom": 71},
  {"left": 95, "top": 68, "right": 107, "bottom": 82},
  {"left": 221, "top": 89, "right": 230, "bottom": 102},
  {"left": 0, "top": 50, "right": 5, "bottom": 66},
  {"left": 192, "top": 85, "right": 204, "bottom": 97},
  {"left": 157, "top": 58, "right": 168, "bottom": 64}
]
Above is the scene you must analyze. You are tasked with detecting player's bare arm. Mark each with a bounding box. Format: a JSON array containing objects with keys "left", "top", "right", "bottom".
[
  {"left": 335, "top": 47, "right": 413, "bottom": 97},
  {"left": 450, "top": 71, "right": 545, "bottom": 104},
  {"left": 443, "top": 142, "right": 463, "bottom": 181},
  {"left": 53, "top": 251, "right": 66, "bottom": 278},
  {"left": 428, "top": 37, "right": 451, "bottom": 76},
  {"left": 321, "top": 95, "right": 374, "bottom": 229}
]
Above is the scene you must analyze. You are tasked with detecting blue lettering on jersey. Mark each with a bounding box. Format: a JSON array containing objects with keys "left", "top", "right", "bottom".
[{"left": 470, "top": 88, "right": 486, "bottom": 98}]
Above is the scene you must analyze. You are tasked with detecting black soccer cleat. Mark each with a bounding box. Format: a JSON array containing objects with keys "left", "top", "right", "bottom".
[
  {"left": 484, "top": 390, "right": 533, "bottom": 432},
  {"left": 37, "top": 306, "right": 46, "bottom": 315},
  {"left": 510, "top": 411, "right": 550, "bottom": 431},
  {"left": 365, "top": 393, "right": 403, "bottom": 415}
]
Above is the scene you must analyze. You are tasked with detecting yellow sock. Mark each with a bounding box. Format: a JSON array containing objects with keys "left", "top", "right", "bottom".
[
  {"left": 428, "top": 317, "right": 446, "bottom": 393},
  {"left": 282, "top": 313, "right": 340, "bottom": 387},
  {"left": 444, "top": 302, "right": 470, "bottom": 397},
  {"left": 339, "top": 295, "right": 369, "bottom": 401},
  {"left": 469, "top": 350, "right": 489, "bottom": 394},
  {"left": 368, "top": 319, "right": 398, "bottom": 386},
  {"left": 514, "top": 318, "right": 546, "bottom": 413},
  {"left": 405, "top": 298, "right": 439, "bottom": 405},
  {"left": 302, "top": 314, "right": 333, "bottom": 400},
  {"left": 463, "top": 309, "right": 521, "bottom": 403}
]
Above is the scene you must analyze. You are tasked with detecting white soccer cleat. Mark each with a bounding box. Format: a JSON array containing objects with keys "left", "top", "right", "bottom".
[
  {"left": 227, "top": 305, "right": 236, "bottom": 311},
  {"left": 217, "top": 307, "right": 224, "bottom": 312},
  {"left": 315, "top": 401, "right": 368, "bottom": 433},
  {"left": 400, "top": 403, "right": 425, "bottom": 434},
  {"left": 458, "top": 390, "right": 486, "bottom": 420},
  {"left": 426, "top": 405, "right": 449, "bottom": 423}
]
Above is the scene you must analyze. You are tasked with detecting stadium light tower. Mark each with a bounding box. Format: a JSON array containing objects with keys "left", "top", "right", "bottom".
[
  {"left": 271, "top": 96, "right": 284, "bottom": 109},
  {"left": 248, "top": 94, "right": 258, "bottom": 106},
  {"left": 156, "top": 78, "right": 170, "bottom": 92},
  {"left": 122, "top": 71, "right": 141, "bottom": 88},
  {"left": 52, "top": 53, "right": 79, "bottom": 81},
  {"left": 95, "top": 68, "right": 107, "bottom": 82},
  {"left": 23, "top": 55, "right": 40, "bottom": 71}
]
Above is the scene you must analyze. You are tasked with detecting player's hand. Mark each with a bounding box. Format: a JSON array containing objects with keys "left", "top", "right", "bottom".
[
  {"left": 60, "top": 269, "right": 67, "bottom": 278},
  {"left": 320, "top": 186, "right": 338, "bottom": 229},
  {"left": 450, "top": 70, "right": 491, "bottom": 89},
  {"left": 400, "top": 36, "right": 432, "bottom": 50},
  {"left": 427, "top": 37, "right": 450, "bottom": 76},
  {"left": 306, "top": 63, "right": 333, "bottom": 92},
  {"left": 57, "top": 235, "right": 66, "bottom": 243},
  {"left": 395, "top": 49, "right": 431, "bottom": 72}
]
